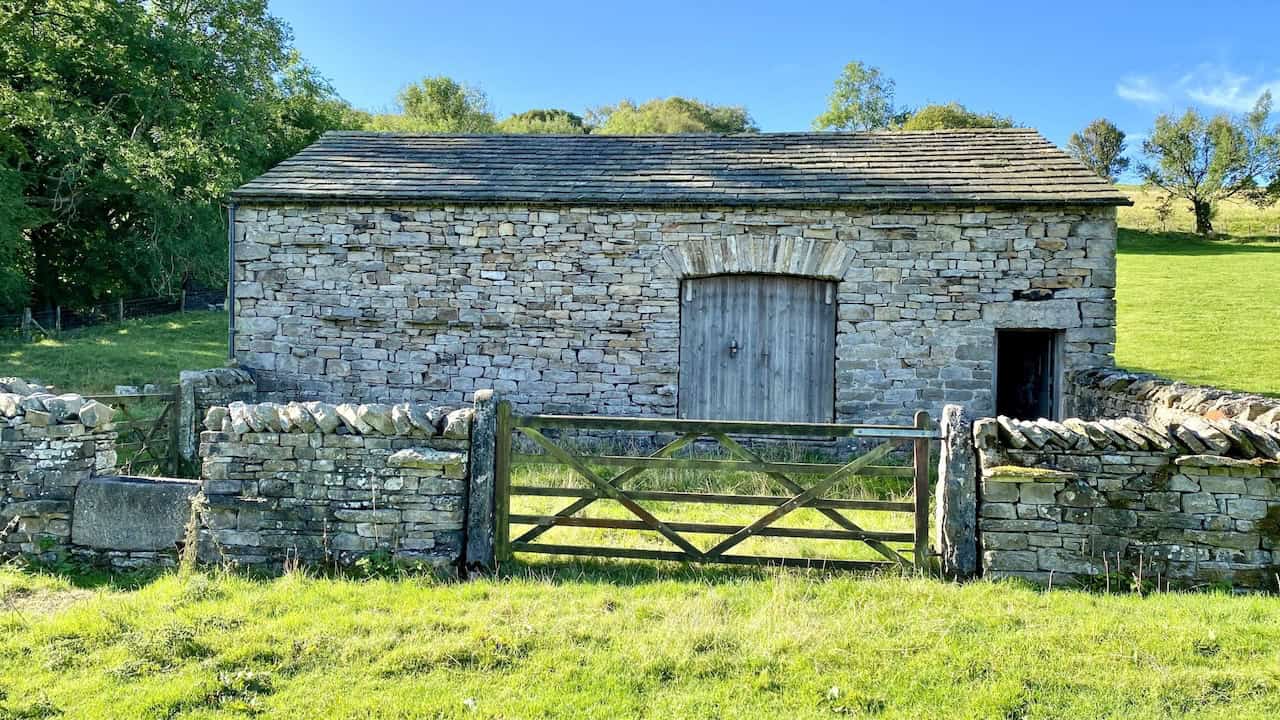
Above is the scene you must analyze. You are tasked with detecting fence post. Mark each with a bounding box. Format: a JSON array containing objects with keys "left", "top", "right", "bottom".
[
  {"left": 117, "top": 298, "right": 124, "bottom": 323},
  {"left": 179, "top": 290, "right": 187, "bottom": 314},
  {"left": 20, "top": 308, "right": 31, "bottom": 340},
  {"left": 169, "top": 384, "right": 182, "bottom": 476},
  {"left": 494, "top": 400, "right": 513, "bottom": 563},
  {"left": 936, "top": 404, "right": 978, "bottom": 579},
  {"left": 464, "top": 389, "right": 498, "bottom": 572},
  {"left": 912, "top": 410, "right": 931, "bottom": 570},
  {"left": 54, "top": 305, "right": 62, "bottom": 334}
]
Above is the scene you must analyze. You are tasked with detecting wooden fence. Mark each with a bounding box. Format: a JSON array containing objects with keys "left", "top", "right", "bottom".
[{"left": 494, "top": 406, "right": 938, "bottom": 572}]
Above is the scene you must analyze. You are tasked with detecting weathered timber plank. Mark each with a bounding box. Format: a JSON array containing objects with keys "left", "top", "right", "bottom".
[
  {"left": 510, "top": 542, "right": 898, "bottom": 572},
  {"left": 507, "top": 514, "right": 915, "bottom": 542}
]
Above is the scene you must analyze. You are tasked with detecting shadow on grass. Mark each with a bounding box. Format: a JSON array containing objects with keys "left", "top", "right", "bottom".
[{"left": 1119, "top": 228, "right": 1280, "bottom": 255}]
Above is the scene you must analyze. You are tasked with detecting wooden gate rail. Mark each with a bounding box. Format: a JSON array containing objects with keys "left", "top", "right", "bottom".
[
  {"left": 494, "top": 406, "right": 938, "bottom": 572},
  {"left": 82, "top": 389, "right": 181, "bottom": 476}
]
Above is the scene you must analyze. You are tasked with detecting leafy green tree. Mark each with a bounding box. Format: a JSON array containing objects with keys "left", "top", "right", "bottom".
[
  {"left": 498, "top": 109, "right": 588, "bottom": 134},
  {"left": 369, "top": 76, "right": 496, "bottom": 133},
  {"left": 1067, "top": 118, "right": 1131, "bottom": 182},
  {"left": 813, "top": 61, "right": 903, "bottom": 131},
  {"left": 590, "top": 97, "right": 756, "bottom": 134},
  {"left": 0, "top": 0, "right": 359, "bottom": 311},
  {"left": 898, "top": 103, "right": 1016, "bottom": 131},
  {"left": 1139, "top": 92, "right": 1280, "bottom": 234}
]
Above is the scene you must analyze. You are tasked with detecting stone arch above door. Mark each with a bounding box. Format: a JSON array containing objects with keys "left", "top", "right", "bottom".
[{"left": 660, "top": 236, "right": 852, "bottom": 280}]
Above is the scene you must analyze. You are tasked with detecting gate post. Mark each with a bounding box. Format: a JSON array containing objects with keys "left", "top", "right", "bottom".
[
  {"left": 464, "top": 389, "right": 498, "bottom": 572},
  {"left": 912, "top": 410, "right": 931, "bottom": 570},
  {"left": 936, "top": 404, "right": 978, "bottom": 579}
]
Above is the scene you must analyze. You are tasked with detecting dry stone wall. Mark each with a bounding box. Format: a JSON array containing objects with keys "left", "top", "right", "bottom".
[
  {"left": 976, "top": 412, "right": 1280, "bottom": 589},
  {"left": 177, "top": 367, "right": 257, "bottom": 465},
  {"left": 1070, "top": 367, "right": 1280, "bottom": 427},
  {"left": 0, "top": 379, "right": 118, "bottom": 561},
  {"left": 198, "top": 400, "right": 474, "bottom": 570},
  {"left": 233, "top": 203, "right": 1117, "bottom": 425}
]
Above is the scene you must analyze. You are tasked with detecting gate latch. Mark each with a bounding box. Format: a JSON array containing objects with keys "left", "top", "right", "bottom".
[{"left": 728, "top": 339, "right": 738, "bottom": 357}]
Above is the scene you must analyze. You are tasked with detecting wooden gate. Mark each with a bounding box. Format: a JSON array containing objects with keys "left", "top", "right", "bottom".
[
  {"left": 83, "top": 388, "right": 183, "bottom": 476},
  {"left": 493, "top": 406, "right": 937, "bottom": 571}
]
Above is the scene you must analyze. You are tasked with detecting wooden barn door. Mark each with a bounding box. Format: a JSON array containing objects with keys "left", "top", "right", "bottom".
[{"left": 678, "top": 274, "right": 836, "bottom": 422}]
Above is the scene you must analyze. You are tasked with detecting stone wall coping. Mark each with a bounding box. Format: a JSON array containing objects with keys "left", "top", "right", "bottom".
[
  {"left": 180, "top": 367, "right": 255, "bottom": 388},
  {"left": 978, "top": 413, "right": 1280, "bottom": 462},
  {"left": 1073, "top": 367, "right": 1280, "bottom": 426},
  {"left": 0, "top": 382, "right": 116, "bottom": 429},
  {"left": 208, "top": 400, "right": 472, "bottom": 439}
]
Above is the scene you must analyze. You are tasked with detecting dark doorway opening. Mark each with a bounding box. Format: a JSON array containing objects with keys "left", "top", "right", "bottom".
[{"left": 996, "top": 330, "right": 1060, "bottom": 420}]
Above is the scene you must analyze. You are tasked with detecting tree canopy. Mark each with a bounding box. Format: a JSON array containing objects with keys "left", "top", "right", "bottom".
[
  {"left": 368, "top": 76, "right": 496, "bottom": 133},
  {"left": 589, "top": 97, "right": 756, "bottom": 134},
  {"left": 812, "top": 61, "right": 902, "bottom": 131},
  {"left": 0, "top": 0, "right": 360, "bottom": 311},
  {"left": 813, "top": 62, "right": 1016, "bottom": 133},
  {"left": 1139, "top": 93, "right": 1280, "bottom": 234},
  {"left": 497, "top": 109, "right": 588, "bottom": 134},
  {"left": 1067, "top": 118, "right": 1130, "bottom": 182},
  {"left": 898, "top": 103, "right": 1015, "bottom": 131}
]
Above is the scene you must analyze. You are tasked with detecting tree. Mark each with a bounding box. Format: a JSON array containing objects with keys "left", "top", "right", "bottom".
[
  {"left": 498, "top": 109, "right": 588, "bottom": 134},
  {"left": 813, "top": 61, "right": 904, "bottom": 131},
  {"left": 898, "top": 102, "right": 1016, "bottom": 131},
  {"left": 368, "top": 76, "right": 496, "bottom": 133},
  {"left": 0, "top": 0, "right": 361, "bottom": 312},
  {"left": 1139, "top": 92, "right": 1280, "bottom": 234},
  {"left": 589, "top": 97, "right": 756, "bottom": 134},
  {"left": 1067, "top": 118, "right": 1131, "bottom": 182}
]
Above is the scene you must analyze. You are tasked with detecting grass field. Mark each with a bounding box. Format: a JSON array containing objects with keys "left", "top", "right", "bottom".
[
  {"left": 0, "top": 310, "right": 226, "bottom": 392},
  {"left": 1, "top": 565, "right": 1277, "bottom": 719},
  {"left": 1114, "top": 185, "right": 1280, "bottom": 395}
]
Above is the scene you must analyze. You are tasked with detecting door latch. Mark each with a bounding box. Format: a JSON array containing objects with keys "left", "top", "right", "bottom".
[{"left": 728, "top": 339, "right": 738, "bottom": 357}]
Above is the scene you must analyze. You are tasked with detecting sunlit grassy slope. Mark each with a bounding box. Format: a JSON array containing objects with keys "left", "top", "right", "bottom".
[{"left": 0, "top": 310, "right": 226, "bottom": 392}]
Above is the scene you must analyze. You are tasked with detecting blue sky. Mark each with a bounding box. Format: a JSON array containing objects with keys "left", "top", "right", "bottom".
[{"left": 270, "top": 0, "right": 1280, "bottom": 164}]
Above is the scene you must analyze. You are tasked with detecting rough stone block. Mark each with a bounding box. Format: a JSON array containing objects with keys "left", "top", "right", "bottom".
[{"left": 71, "top": 476, "right": 200, "bottom": 551}]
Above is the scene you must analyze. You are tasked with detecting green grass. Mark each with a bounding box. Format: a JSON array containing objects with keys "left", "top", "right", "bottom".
[
  {"left": 0, "top": 564, "right": 1277, "bottom": 719},
  {"left": 1116, "top": 229, "right": 1280, "bottom": 395},
  {"left": 0, "top": 310, "right": 227, "bottom": 392},
  {"left": 1114, "top": 184, "right": 1280, "bottom": 396}
]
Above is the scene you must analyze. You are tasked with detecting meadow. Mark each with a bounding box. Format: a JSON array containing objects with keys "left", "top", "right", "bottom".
[{"left": 2, "top": 563, "right": 1279, "bottom": 719}]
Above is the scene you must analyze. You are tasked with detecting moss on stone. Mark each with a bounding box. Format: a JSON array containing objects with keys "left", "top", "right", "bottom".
[
  {"left": 984, "top": 465, "right": 1074, "bottom": 482},
  {"left": 1259, "top": 505, "right": 1280, "bottom": 543}
]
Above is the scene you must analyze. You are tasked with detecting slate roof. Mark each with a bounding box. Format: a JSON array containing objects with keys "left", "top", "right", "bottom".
[{"left": 231, "top": 129, "right": 1132, "bottom": 207}]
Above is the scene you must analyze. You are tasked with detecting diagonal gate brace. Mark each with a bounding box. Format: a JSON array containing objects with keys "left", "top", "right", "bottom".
[
  {"left": 713, "top": 434, "right": 913, "bottom": 567},
  {"left": 704, "top": 439, "right": 900, "bottom": 558},
  {"left": 513, "top": 432, "right": 699, "bottom": 544},
  {"left": 518, "top": 427, "right": 706, "bottom": 559}
]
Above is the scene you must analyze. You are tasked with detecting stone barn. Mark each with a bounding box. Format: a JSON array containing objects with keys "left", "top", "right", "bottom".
[{"left": 229, "top": 130, "right": 1130, "bottom": 425}]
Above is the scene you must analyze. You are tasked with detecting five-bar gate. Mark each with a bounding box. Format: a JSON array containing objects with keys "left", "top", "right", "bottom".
[{"left": 493, "top": 405, "right": 937, "bottom": 572}]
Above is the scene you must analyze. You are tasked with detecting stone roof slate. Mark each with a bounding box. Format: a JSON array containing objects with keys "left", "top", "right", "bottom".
[{"left": 231, "top": 129, "right": 1132, "bottom": 207}]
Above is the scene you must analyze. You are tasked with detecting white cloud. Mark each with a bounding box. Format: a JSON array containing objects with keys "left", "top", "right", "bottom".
[
  {"left": 1178, "top": 64, "right": 1280, "bottom": 112},
  {"left": 1116, "top": 75, "right": 1166, "bottom": 104}
]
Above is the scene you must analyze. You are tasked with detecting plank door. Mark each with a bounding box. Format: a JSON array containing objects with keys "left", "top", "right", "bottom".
[{"left": 678, "top": 274, "right": 836, "bottom": 422}]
